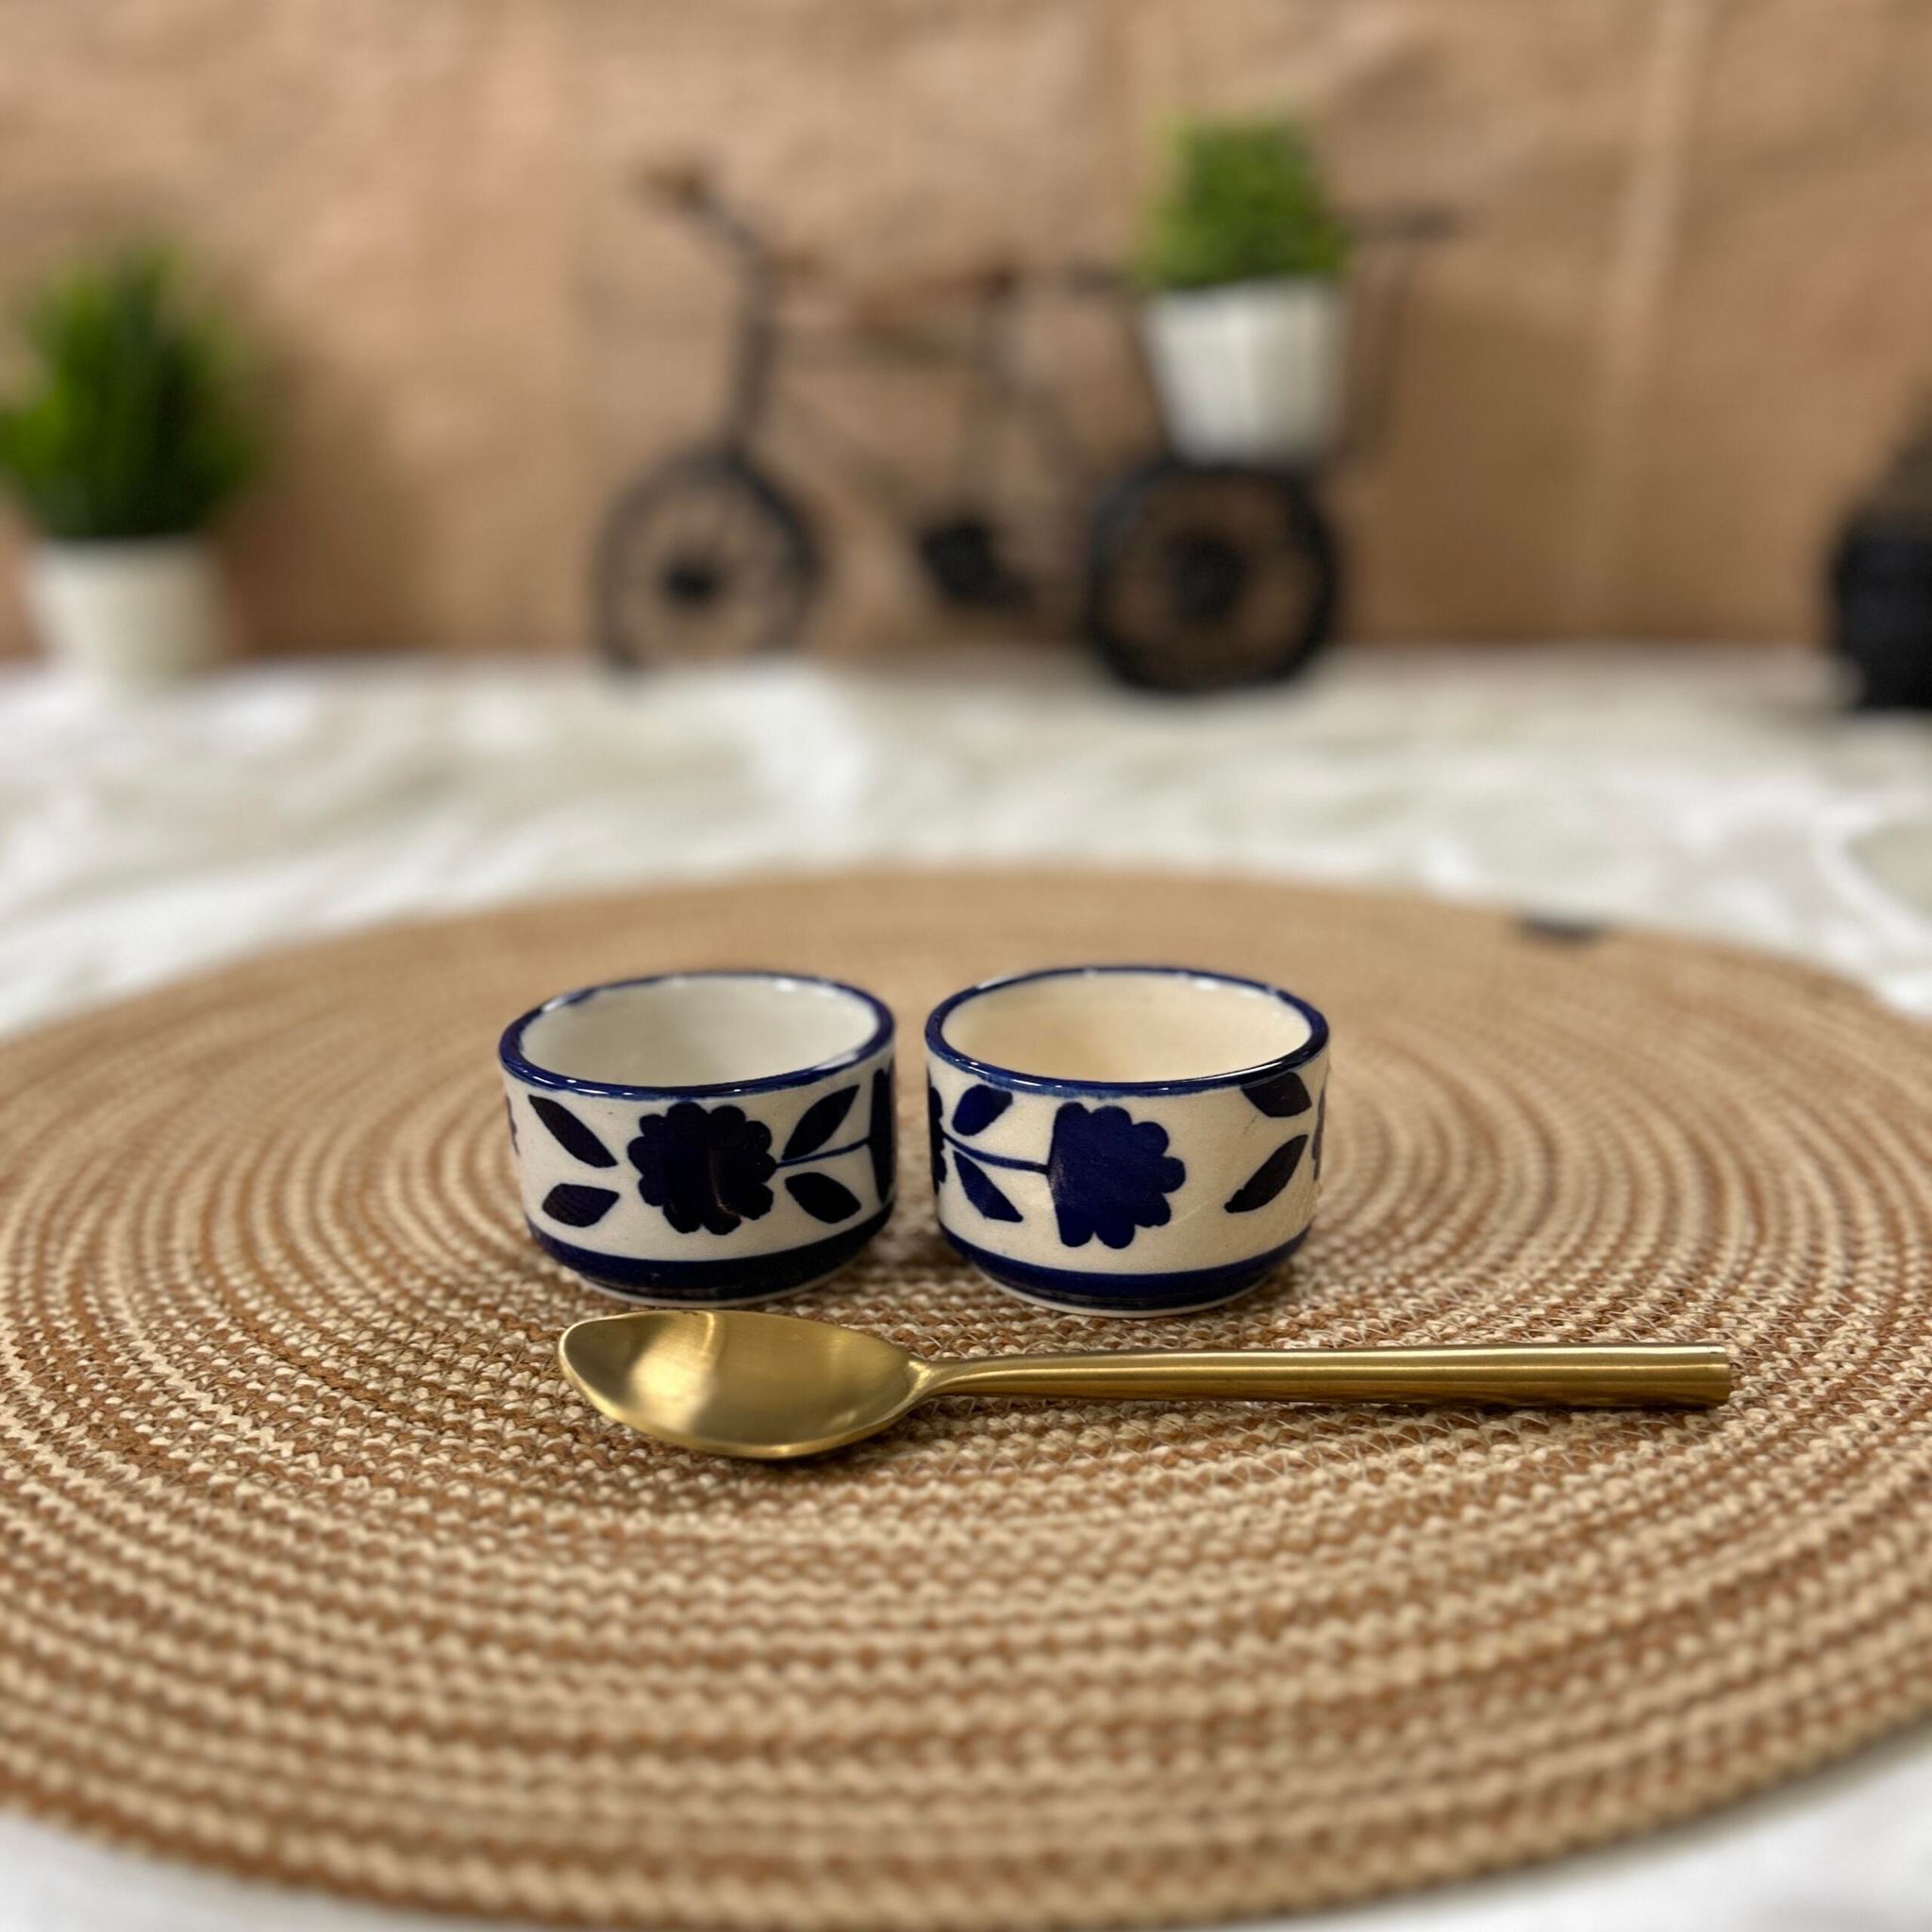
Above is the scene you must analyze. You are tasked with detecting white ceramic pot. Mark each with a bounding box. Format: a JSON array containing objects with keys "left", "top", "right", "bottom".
[
  {"left": 1141, "top": 277, "right": 1348, "bottom": 466},
  {"left": 926, "top": 965, "right": 1329, "bottom": 1316},
  {"left": 25, "top": 537, "right": 229, "bottom": 691},
  {"left": 500, "top": 972, "right": 897, "bottom": 1305}
]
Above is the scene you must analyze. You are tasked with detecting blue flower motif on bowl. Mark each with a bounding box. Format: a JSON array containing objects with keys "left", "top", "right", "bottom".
[
  {"left": 525, "top": 1077, "right": 890, "bottom": 1240},
  {"left": 930, "top": 1086, "right": 1187, "bottom": 1250},
  {"left": 628, "top": 1101, "right": 775, "bottom": 1236},
  {"left": 1045, "top": 1103, "right": 1186, "bottom": 1249}
]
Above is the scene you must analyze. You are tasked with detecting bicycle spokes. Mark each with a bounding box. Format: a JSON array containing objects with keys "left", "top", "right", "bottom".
[
  {"left": 597, "top": 451, "right": 819, "bottom": 667},
  {"left": 1084, "top": 464, "right": 1338, "bottom": 692}
]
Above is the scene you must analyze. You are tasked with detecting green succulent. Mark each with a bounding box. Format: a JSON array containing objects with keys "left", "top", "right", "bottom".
[
  {"left": 1140, "top": 115, "right": 1349, "bottom": 293},
  {"left": 0, "top": 246, "right": 262, "bottom": 541}
]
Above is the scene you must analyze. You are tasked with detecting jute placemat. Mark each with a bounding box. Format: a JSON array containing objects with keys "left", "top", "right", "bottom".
[{"left": 1, "top": 871, "right": 1927, "bottom": 1929}]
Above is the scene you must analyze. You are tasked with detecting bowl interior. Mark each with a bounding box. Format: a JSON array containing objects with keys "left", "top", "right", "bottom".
[
  {"left": 939, "top": 970, "right": 1312, "bottom": 1085},
  {"left": 519, "top": 974, "right": 880, "bottom": 1089}
]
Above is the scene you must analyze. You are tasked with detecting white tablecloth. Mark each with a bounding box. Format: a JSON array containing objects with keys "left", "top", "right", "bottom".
[{"left": 2, "top": 644, "right": 1928, "bottom": 1931}]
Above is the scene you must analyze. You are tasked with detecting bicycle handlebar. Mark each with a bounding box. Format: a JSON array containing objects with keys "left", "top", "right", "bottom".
[
  {"left": 1062, "top": 208, "right": 1455, "bottom": 303},
  {"left": 631, "top": 167, "right": 1459, "bottom": 318},
  {"left": 636, "top": 161, "right": 781, "bottom": 275}
]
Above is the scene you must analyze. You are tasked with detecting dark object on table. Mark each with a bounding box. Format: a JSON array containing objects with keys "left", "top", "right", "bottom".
[
  {"left": 1830, "top": 415, "right": 1932, "bottom": 710},
  {"left": 1515, "top": 911, "right": 1609, "bottom": 945},
  {"left": 595, "top": 162, "right": 1449, "bottom": 692}
]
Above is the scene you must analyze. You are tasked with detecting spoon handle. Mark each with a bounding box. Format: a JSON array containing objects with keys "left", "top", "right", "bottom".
[{"left": 927, "top": 1342, "right": 1730, "bottom": 1409}]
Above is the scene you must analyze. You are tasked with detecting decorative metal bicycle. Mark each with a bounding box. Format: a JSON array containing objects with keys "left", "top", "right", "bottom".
[{"left": 596, "top": 165, "right": 1447, "bottom": 692}]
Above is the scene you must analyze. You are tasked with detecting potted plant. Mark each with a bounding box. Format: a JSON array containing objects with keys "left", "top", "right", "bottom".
[
  {"left": 0, "top": 247, "right": 261, "bottom": 689},
  {"left": 1138, "top": 115, "right": 1351, "bottom": 466}
]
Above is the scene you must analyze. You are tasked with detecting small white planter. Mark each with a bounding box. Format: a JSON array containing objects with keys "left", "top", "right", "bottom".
[
  {"left": 1141, "top": 277, "right": 1349, "bottom": 466},
  {"left": 25, "top": 538, "right": 229, "bottom": 691}
]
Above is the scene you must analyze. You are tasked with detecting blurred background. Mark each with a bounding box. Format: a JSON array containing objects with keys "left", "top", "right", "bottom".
[{"left": 4, "top": 0, "right": 1932, "bottom": 663}]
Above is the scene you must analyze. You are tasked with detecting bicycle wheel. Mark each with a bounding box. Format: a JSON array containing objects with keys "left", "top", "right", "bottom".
[
  {"left": 596, "top": 447, "right": 820, "bottom": 668},
  {"left": 1083, "top": 460, "right": 1339, "bottom": 693}
]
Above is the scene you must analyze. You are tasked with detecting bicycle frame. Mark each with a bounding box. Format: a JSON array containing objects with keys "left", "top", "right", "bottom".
[
  {"left": 605, "top": 170, "right": 1454, "bottom": 681},
  {"left": 665, "top": 180, "right": 779, "bottom": 449},
  {"left": 653, "top": 172, "right": 1098, "bottom": 524},
  {"left": 637, "top": 166, "right": 1454, "bottom": 611}
]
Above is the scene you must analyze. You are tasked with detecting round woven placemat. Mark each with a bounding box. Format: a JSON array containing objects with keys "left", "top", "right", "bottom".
[{"left": 1, "top": 871, "right": 1928, "bottom": 1929}]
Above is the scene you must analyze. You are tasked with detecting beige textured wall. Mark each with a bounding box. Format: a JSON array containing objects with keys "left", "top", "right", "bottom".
[{"left": 1, "top": 0, "right": 1928, "bottom": 657}]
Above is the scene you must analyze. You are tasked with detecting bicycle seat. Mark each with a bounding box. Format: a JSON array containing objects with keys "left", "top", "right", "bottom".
[
  {"left": 841, "top": 261, "right": 1024, "bottom": 331},
  {"left": 767, "top": 243, "right": 825, "bottom": 283},
  {"left": 639, "top": 159, "right": 710, "bottom": 208}
]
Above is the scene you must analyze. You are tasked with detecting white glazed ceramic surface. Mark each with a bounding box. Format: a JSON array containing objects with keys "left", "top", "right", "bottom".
[
  {"left": 1141, "top": 277, "right": 1347, "bottom": 465},
  {"left": 500, "top": 972, "right": 895, "bottom": 1304},
  {"left": 27, "top": 539, "right": 229, "bottom": 691},
  {"left": 926, "top": 966, "right": 1328, "bottom": 1315}
]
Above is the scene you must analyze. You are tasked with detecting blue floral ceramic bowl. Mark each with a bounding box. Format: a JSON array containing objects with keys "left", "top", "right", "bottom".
[
  {"left": 500, "top": 972, "right": 895, "bottom": 1304},
  {"left": 925, "top": 965, "right": 1328, "bottom": 1315}
]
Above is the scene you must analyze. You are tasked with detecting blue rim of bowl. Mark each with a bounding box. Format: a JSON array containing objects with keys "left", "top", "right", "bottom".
[
  {"left": 924, "top": 963, "right": 1327, "bottom": 1098},
  {"left": 499, "top": 969, "right": 895, "bottom": 1100}
]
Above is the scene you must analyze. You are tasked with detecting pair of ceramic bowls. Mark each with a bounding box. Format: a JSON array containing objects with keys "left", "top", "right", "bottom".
[{"left": 498, "top": 966, "right": 1329, "bottom": 1317}]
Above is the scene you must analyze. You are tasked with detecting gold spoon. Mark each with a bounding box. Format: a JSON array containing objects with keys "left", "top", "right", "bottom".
[{"left": 558, "top": 1308, "right": 1731, "bottom": 1460}]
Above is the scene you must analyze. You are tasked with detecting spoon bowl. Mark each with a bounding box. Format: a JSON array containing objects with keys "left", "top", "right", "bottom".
[
  {"left": 561, "top": 1307, "right": 933, "bottom": 1458},
  {"left": 559, "top": 1309, "right": 1731, "bottom": 1460}
]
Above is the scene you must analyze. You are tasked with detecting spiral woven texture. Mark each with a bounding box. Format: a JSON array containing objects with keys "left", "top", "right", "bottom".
[{"left": 1, "top": 871, "right": 1928, "bottom": 1929}]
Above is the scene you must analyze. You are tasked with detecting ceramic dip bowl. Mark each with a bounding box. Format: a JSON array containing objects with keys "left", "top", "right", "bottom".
[
  {"left": 925, "top": 965, "right": 1328, "bottom": 1315},
  {"left": 500, "top": 972, "right": 895, "bottom": 1304}
]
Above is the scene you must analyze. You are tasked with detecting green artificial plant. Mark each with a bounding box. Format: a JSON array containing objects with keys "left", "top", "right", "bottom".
[
  {"left": 1140, "top": 115, "right": 1349, "bottom": 293},
  {"left": 0, "top": 246, "right": 261, "bottom": 541}
]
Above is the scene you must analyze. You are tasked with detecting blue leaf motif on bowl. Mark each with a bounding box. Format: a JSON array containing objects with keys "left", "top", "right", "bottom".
[
  {"left": 954, "top": 1153, "right": 1023, "bottom": 1223},
  {"left": 783, "top": 1085, "right": 857, "bottom": 1160},
  {"left": 926, "top": 1082, "right": 948, "bottom": 1186},
  {"left": 1224, "top": 1133, "right": 1307, "bottom": 1213},
  {"left": 952, "top": 1084, "right": 1013, "bottom": 1137},
  {"left": 1045, "top": 1103, "right": 1186, "bottom": 1250},
  {"left": 627, "top": 1101, "right": 775, "bottom": 1236},
  {"left": 867, "top": 1069, "right": 895, "bottom": 1201},
  {"left": 529, "top": 1095, "right": 616, "bottom": 1168},
  {"left": 541, "top": 1182, "right": 620, "bottom": 1228},
  {"left": 1241, "top": 1068, "right": 1311, "bottom": 1119},
  {"left": 785, "top": 1171, "right": 863, "bottom": 1224}
]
